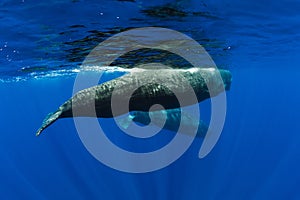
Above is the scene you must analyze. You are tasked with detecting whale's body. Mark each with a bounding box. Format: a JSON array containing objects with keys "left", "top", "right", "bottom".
[
  {"left": 119, "top": 108, "right": 209, "bottom": 138},
  {"left": 36, "top": 68, "right": 231, "bottom": 135}
]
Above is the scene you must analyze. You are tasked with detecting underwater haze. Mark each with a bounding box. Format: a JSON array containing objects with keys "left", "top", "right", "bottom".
[{"left": 1, "top": 0, "right": 300, "bottom": 199}]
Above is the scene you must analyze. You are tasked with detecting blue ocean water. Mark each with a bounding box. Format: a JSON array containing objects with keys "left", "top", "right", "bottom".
[{"left": 1, "top": 0, "right": 300, "bottom": 199}]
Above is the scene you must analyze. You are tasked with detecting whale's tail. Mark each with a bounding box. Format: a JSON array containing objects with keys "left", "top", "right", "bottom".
[{"left": 36, "top": 110, "right": 62, "bottom": 136}]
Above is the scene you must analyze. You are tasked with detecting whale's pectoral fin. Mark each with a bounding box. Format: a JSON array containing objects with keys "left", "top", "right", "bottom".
[
  {"left": 117, "top": 114, "right": 135, "bottom": 130},
  {"left": 36, "top": 110, "right": 62, "bottom": 136}
]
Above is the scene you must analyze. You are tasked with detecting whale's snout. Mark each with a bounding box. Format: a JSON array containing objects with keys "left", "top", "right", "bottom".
[{"left": 220, "top": 70, "right": 232, "bottom": 91}]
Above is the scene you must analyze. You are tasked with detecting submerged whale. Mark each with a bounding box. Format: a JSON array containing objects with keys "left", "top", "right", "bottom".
[
  {"left": 118, "top": 108, "right": 208, "bottom": 138},
  {"left": 36, "top": 67, "right": 232, "bottom": 136}
]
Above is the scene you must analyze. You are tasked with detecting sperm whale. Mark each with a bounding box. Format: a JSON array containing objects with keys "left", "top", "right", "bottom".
[
  {"left": 118, "top": 108, "right": 209, "bottom": 138},
  {"left": 36, "top": 68, "right": 231, "bottom": 136}
]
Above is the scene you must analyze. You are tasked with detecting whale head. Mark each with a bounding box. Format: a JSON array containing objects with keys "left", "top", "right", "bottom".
[{"left": 220, "top": 69, "right": 232, "bottom": 91}]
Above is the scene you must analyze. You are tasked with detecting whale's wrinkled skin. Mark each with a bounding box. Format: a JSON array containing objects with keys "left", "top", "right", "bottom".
[
  {"left": 36, "top": 68, "right": 232, "bottom": 136},
  {"left": 118, "top": 108, "right": 208, "bottom": 138}
]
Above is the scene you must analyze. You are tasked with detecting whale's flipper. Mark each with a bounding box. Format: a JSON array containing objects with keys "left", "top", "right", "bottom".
[
  {"left": 36, "top": 110, "right": 62, "bottom": 136},
  {"left": 117, "top": 114, "right": 135, "bottom": 129}
]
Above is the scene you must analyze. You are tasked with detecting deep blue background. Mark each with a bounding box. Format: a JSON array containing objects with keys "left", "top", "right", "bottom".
[{"left": 1, "top": 0, "right": 300, "bottom": 199}]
